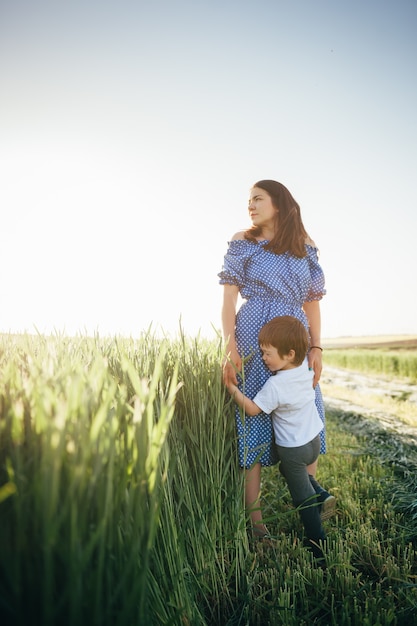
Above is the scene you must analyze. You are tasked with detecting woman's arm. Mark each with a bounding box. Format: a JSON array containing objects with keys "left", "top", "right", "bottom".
[
  {"left": 227, "top": 383, "right": 261, "bottom": 417},
  {"left": 221, "top": 284, "right": 242, "bottom": 386},
  {"left": 303, "top": 299, "right": 323, "bottom": 387}
]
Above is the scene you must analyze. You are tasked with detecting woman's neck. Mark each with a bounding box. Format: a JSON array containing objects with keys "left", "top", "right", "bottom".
[{"left": 259, "top": 226, "right": 276, "bottom": 241}]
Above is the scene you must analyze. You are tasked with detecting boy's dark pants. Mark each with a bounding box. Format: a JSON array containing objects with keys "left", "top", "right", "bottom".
[{"left": 277, "top": 435, "right": 326, "bottom": 542}]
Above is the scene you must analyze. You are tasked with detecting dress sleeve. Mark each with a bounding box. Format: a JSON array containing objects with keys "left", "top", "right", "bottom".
[
  {"left": 218, "top": 240, "right": 251, "bottom": 288},
  {"left": 305, "top": 245, "right": 326, "bottom": 302}
]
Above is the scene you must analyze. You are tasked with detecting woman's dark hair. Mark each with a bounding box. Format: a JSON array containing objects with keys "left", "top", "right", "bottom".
[
  {"left": 258, "top": 315, "right": 309, "bottom": 366},
  {"left": 245, "top": 180, "right": 308, "bottom": 257}
]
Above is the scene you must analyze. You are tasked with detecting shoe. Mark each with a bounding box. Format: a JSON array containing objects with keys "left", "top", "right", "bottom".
[{"left": 320, "top": 494, "right": 336, "bottom": 521}]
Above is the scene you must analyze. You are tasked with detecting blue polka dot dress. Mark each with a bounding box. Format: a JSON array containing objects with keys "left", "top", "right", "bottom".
[{"left": 218, "top": 240, "right": 327, "bottom": 468}]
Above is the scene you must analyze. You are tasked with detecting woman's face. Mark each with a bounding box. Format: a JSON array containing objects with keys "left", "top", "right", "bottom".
[{"left": 248, "top": 187, "right": 278, "bottom": 229}]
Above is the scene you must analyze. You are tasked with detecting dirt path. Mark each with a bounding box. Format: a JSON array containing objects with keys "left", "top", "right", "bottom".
[
  {"left": 323, "top": 366, "right": 417, "bottom": 404},
  {"left": 321, "top": 366, "right": 417, "bottom": 446}
]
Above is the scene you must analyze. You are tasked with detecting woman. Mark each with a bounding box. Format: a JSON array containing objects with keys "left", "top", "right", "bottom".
[{"left": 219, "top": 180, "right": 330, "bottom": 537}]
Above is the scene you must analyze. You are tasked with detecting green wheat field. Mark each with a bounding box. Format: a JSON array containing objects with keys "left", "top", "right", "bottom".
[{"left": 1, "top": 331, "right": 417, "bottom": 625}]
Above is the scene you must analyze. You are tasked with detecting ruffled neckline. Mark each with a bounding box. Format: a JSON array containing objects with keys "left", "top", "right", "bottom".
[
  {"left": 228, "top": 239, "right": 318, "bottom": 252},
  {"left": 229, "top": 238, "right": 268, "bottom": 244}
]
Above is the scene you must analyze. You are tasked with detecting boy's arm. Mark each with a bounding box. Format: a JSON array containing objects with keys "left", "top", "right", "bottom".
[{"left": 227, "top": 383, "right": 262, "bottom": 417}]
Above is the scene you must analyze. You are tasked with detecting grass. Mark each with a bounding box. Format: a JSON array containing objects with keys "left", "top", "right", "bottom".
[
  {"left": 322, "top": 346, "right": 417, "bottom": 383},
  {"left": 321, "top": 338, "right": 417, "bottom": 429},
  {"left": 0, "top": 332, "right": 417, "bottom": 624}
]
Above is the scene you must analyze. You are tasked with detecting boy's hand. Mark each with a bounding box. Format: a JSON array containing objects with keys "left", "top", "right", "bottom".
[{"left": 226, "top": 382, "right": 237, "bottom": 396}]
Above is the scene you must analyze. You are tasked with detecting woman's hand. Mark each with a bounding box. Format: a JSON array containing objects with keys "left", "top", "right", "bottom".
[
  {"left": 222, "top": 348, "right": 242, "bottom": 387},
  {"left": 308, "top": 347, "right": 322, "bottom": 387}
]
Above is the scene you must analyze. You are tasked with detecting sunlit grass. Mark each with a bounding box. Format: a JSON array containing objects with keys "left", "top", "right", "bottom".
[
  {"left": 323, "top": 348, "right": 417, "bottom": 382},
  {"left": 1, "top": 332, "right": 417, "bottom": 624}
]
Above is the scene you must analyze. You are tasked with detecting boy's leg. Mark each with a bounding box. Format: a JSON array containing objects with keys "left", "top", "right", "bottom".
[
  {"left": 309, "top": 475, "right": 336, "bottom": 520},
  {"left": 306, "top": 458, "right": 318, "bottom": 477},
  {"left": 298, "top": 500, "right": 326, "bottom": 542},
  {"left": 278, "top": 437, "right": 326, "bottom": 543}
]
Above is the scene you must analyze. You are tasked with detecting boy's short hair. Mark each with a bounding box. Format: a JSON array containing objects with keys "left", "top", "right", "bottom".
[{"left": 258, "top": 316, "right": 309, "bottom": 366}]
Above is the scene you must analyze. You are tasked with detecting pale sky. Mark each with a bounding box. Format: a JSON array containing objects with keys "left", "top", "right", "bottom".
[{"left": 1, "top": 0, "right": 416, "bottom": 339}]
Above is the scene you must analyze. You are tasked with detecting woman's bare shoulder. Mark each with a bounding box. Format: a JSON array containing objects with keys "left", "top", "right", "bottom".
[{"left": 231, "top": 230, "right": 246, "bottom": 241}]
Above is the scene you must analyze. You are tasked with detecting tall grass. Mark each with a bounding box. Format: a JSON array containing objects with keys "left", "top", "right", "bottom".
[
  {"left": 1, "top": 332, "right": 417, "bottom": 624},
  {"left": 0, "top": 332, "right": 183, "bottom": 624}
]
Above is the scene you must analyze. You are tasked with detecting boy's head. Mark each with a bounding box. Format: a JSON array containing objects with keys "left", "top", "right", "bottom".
[{"left": 258, "top": 316, "right": 309, "bottom": 367}]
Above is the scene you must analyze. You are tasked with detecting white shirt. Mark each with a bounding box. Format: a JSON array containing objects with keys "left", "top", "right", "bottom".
[{"left": 253, "top": 359, "right": 323, "bottom": 447}]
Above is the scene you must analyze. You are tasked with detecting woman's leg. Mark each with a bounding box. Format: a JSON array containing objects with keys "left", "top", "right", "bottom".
[
  {"left": 244, "top": 462, "right": 268, "bottom": 536},
  {"left": 306, "top": 459, "right": 318, "bottom": 477}
]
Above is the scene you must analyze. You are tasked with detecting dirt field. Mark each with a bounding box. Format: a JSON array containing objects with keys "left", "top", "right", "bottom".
[{"left": 322, "top": 335, "right": 417, "bottom": 350}]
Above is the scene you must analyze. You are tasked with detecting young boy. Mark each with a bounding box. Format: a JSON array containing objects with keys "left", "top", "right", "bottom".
[{"left": 226, "top": 315, "right": 335, "bottom": 561}]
